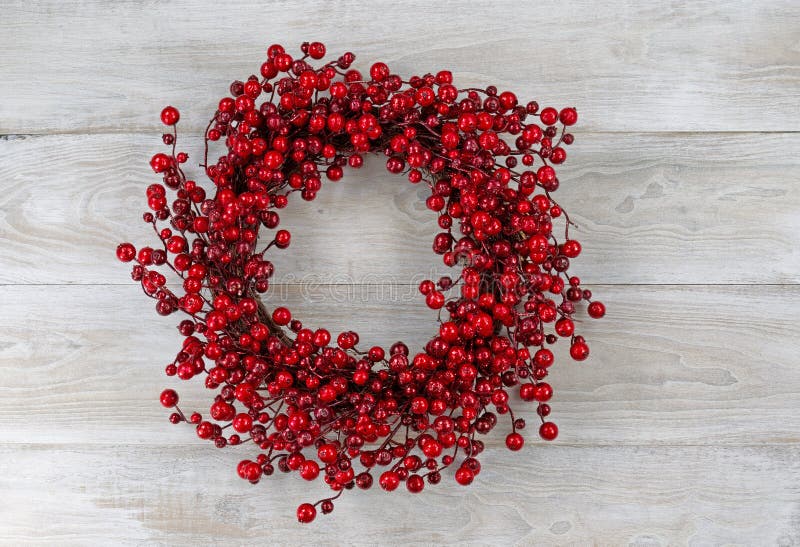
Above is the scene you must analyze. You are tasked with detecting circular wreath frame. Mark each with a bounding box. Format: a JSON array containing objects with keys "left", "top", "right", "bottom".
[{"left": 116, "top": 42, "right": 605, "bottom": 523}]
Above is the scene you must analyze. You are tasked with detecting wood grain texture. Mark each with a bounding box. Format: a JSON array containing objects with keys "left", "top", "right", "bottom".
[
  {"left": 1, "top": 283, "right": 798, "bottom": 447},
  {"left": 2, "top": 0, "right": 799, "bottom": 544},
  {"left": 1, "top": 443, "right": 798, "bottom": 546},
  {"left": 1, "top": 1, "right": 800, "bottom": 134},
  {"left": 2, "top": 132, "right": 799, "bottom": 285}
]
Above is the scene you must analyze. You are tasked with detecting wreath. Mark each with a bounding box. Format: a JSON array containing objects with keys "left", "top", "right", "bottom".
[{"left": 116, "top": 42, "right": 605, "bottom": 523}]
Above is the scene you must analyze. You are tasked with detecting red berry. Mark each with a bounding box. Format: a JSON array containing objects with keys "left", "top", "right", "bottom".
[
  {"left": 533, "top": 382, "right": 553, "bottom": 402},
  {"left": 297, "top": 503, "right": 316, "bottom": 523},
  {"left": 272, "top": 307, "right": 291, "bottom": 326},
  {"left": 498, "top": 91, "right": 517, "bottom": 111},
  {"left": 370, "top": 62, "right": 390, "bottom": 82},
  {"left": 538, "top": 404, "right": 551, "bottom": 417},
  {"left": 116, "top": 242, "right": 135, "bottom": 262},
  {"left": 588, "top": 301, "right": 606, "bottom": 318},
  {"left": 149, "top": 153, "right": 170, "bottom": 173},
  {"left": 368, "top": 346, "right": 385, "bottom": 362},
  {"left": 537, "top": 165, "right": 555, "bottom": 184},
  {"left": 308, "top": 42, "right": 326, "bottom": 59},
  {"left": 410, "top": 396, "right": 429, "bottom": 414},
  {"left": 159, "top": 389, "right": 178, "bottom": 408},
  {"left": 534, "top": 348, "right": 555, "bottom": 368},
  {"left": 243, "top": 461, "right": 262, "bottom": 482},
  {"left": 425, "top": 291, "right": 445, "bottom": 309},
  {"left": 264, "top": 150, "right": 283, "bottom": 169},
  {"left": 550, "top": 147, "right": 566, "bottom": 164},
  {"left": 505, "top": 432, "right": 524, "bottom": 451},
  {"left": 274, "top": 53, "right": 293, "bottom": 72},
  {"left": 166, "top": 235, "right": 185, "bottom": 254},
  {"left": 562, "top": 240, "right": 582, "bottom": 258},
  {"left": 520, "top": 383, "right": 536, "bottom": 401},
  {"left": 232, "top": 413, "right": 253, "bottom": 433},
  {"left": 317, "top": 443, "right": 338, "bottom": 464},
  {"left": 522, "top": 124, "right": 542, "bottom": 143},
  {"left": 299, "top": 460, "right": 320, "bottom": 481},
  {"left": 455, "top": 467, "right": 474, "bottom": 485},
  {"left": 274, "top": 229, "right": 291, "bottom": 248},
  {"left": 559, "top": 107, "right": 578, "bottom": 126},
  {"left": 267, "top": 44, "right": 285, "bottom": 58},
  {"left": 196, "top": 421, "right": 214, "bottom": 439},
  {"left": 379, "top": 471, "right": 400, "bottom": 491},
  {"left": 555, "top": 318, "right": 574, "bottom": 337},
  {"left": 237, "top": 460, "right": 251, "bottom": 479},
  {"left": 406, "top": 474, "right": 425, "bottom": 493},
  {"left": 160, "top": 106, "right": 180, "bottom": 125},
  {"left": 539, "top": 422, "right": 559, "bottom": 441},
  {"left": 570, "top": 341, "right": 590, "bottom": 361},
  {"left": 540, "top": 107, "right": 558, "bottom": 126}
]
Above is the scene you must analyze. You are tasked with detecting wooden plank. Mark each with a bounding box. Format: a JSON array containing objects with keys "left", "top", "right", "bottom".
[
  {"left": 2, "top": 1, "right": 798, "bottom": 541},
  {"left": 0, "top": 443, "right": 798, "bottom": 544},
  {"left": 1, "top": 1, "right": 799, "bottom": 133},
  {"left": 1, "top": 284, "right": 798, "bottom": 447},
  {"left": 1, "top": 132, "right": 799, "bottom": 285}
]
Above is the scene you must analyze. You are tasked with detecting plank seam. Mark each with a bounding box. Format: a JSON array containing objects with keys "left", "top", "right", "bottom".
[
  {"left": 4, "top": 130, "right": 800, "bottom": 139},
  {"left": 1, "top": 283, "right": 799, "bottom": 287}
]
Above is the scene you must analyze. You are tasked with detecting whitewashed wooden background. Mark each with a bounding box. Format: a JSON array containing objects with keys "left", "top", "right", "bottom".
[{"left": 1, "top": 1, "right": 799, "bottom": 545}]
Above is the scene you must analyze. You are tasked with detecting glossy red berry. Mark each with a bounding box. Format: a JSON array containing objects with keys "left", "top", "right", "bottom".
[
  {"left": 539, "top": 422, "right": 559, "bottom": 440},
  {"left": 570, "top": 341, "right": 590, "bottom": 361},
  {"left": 370, "top": 62, "right": 390, "bottom": 82},
  {"left": 379, "top": 471, "right": 400, "bottom": 491},
  {"left": 537, "top": 165, "right": 555, "bottom": 184},
  {"left": 274, "top": 229, "right": 291, "bottom": 248},
  {"left": 555, "top": 318, "right": 574, "bottom": 337},
  {"left": 533, "top": 383, "right": 553, "bottom": 402},
  {"left": 308, "top": 42, "right": 326, "bottom": 59},
  {"left": 317, "top": 443, "right": 338, "bottom": 464},
  {"left": 562, "top": 239, "right": 582, "bottom": 258},
  {"left": 159, "top": 389, "right": 179, "bottom": 407},
  {"left": 299, "top": 460, "right": 320, "bottom": 481},
  {"left": 540, "top": 107, "right": 558, "bottom": 126},
  {"left": 149, "top": 153, "right": 170, "bottom": 173},
  {"left": 534, "top": 348, "right": 555, "bottom": 368},
  {"left": 505, "top": 432, "right": 524, "bottom": 451},
  {"left": 160, "top": 106, "right": 180, "bottom": 125},
  {"left": 272, "top": 307, "right": 291, "bottom": 326},
  {"left": 410, "top": 396, "right": 429, "bottom": 414},
  {"left": 519, "top": 383, "right": 536, "bottom": 401},
  {"left": 559, "top": 107, "right": 578, "bottom": 126},
  {"left": 196, "top": 421, "right": 214, "bottom": 439},
  {"left": 455, "top": 467, "right": 474, "bottom": 485},
  {"left": 425, "top": 291, "right": 445, "bottom": 309},
  {"left": 232, "top": 413, "right": 253, "bottom": 433},
  {"left": 297, "top": 503, "right": 316, "bottom": 523},
  {"left": 406, "top": 474, "right": 425, "bottom": 493},
  {"left": 116, "top": 242, "right": 136, "bottom": 262},
  {"left": 588, "top": 301, "right": 606, "bottom": 318}
]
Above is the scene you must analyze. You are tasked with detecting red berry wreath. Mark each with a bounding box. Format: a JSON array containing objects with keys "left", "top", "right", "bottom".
[{"left": 117, "top": 42, "right": 605, "bottom": 523}]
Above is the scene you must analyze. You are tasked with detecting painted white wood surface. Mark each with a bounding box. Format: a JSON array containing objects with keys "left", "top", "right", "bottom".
[
  {"left": 1, "top": 133, "right": 799, "bottom": 285},
  {"left": 1, "top": 1, "right": 799, "bottom": 545},
  {"left": 1, "top": 1, "right": 800, "bottom": 134},
  {"left": 3, "top": 284, "right": 799, "bottom": 447},
  {"left": 2, "top": 444, "right": 799, "bottom": 545}
]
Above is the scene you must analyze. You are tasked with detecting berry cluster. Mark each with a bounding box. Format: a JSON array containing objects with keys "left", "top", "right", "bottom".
[{"left": 117, "top": 42, "right": 604, "bottom": 523}]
